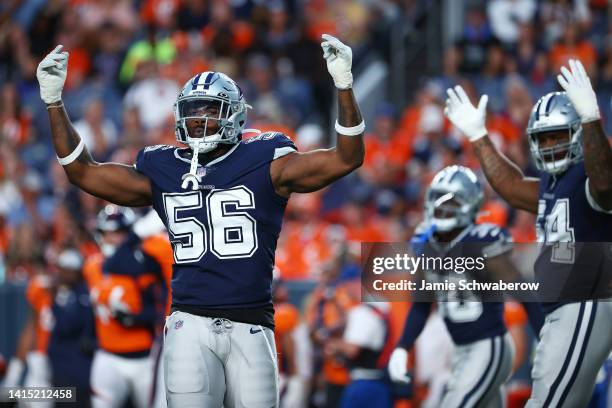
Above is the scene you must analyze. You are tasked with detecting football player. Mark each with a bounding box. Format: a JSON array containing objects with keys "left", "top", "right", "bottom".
[
  {"left": 388, "top": 166, "right": 516, "bottom": 407},
  {"left": 273, "top": 277, "right": 311, "bottom": 408},
  {"left": 37, "top": 33, "right": 364, "bottom": 407},
  {"left": 2, "top": 271, "right": 54, "bottom": 408},
  {"left": 47, "top": 248, "right": 95, "bottom": 408},
  {"left": 84, "top": 206, "right": 168, "bottom": 408},
  {"left": 444, "top": 60, "right": 612, "bottom": 407}
]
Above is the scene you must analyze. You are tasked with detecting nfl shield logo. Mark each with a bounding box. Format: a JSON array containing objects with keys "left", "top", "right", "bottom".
[
  {"left": 197, "top": 167, "right": 207, "bottom": 178},
  {"left": 175, "top": 320, "right": 184, "bottom": 330}
]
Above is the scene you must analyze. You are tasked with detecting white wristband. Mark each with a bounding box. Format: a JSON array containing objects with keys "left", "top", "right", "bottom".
[
  {"left": 335, "top": 120, "right": 365, "bottom": 136},
  {"left": 57, "top": 138, "right": 85, "bottom": 166}
]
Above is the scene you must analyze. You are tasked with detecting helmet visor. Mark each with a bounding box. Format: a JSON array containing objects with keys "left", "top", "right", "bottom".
[
  {"left": 178, "top": 97, "right": 232, "bottom": 121},
  {"left": 178, "top": 97, "right": 233, "bottom": 139}
]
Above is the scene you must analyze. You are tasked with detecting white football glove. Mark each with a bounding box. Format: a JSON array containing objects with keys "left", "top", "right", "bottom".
[
  {"left": 321, "top": 34, "right": 353, "bottom": 90},
  {"left": 282, "top": 376, "right": 307, "bottom": 408},
  {"left": 108, "top": 286, "right": 131, "bottom": 315},
  {"left": 36, "top": 45, "right": 69, "bottom": 104},
  {"left": 388, "top": 347, "right": 411, "bottom": 384},
  {"left": 556, "top": 59, "right": 600, "bottom": 123},
  {"left": 2, "top": 357, "right": 24, "bottom": 387},
  {"left": 444, "top": 85, "right": 488, "bottom": 141},
  {"left": 132, "top": 209, "right": 166, "bottom": 239}
]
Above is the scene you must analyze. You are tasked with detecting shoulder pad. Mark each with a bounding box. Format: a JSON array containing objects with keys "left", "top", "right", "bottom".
[
  {"left": 143, "top": 144, "right": 175, "bottom": 153},
  {"left": 135, "top": 145, "right": 175, "bottom": 176},
  {"left": 244, "top": 132, "right": 297, "bottom": 149},
  {"left": 468, "top": 223, "right": 509, "bottom": 242},
  {"left": 468, "top": 223, "right": 512, "bottom": 258}
]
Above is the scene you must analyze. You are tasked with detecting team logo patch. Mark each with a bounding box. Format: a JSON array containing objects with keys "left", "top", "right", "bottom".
[
  {"left": 197, "top": 167, "right": 207, "bottom": 178},
  {"left": 175, "top": 320, "right": 184, "bottom": 330}
]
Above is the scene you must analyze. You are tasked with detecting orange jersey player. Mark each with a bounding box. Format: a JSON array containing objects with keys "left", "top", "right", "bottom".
[
  {"left": 2, "top": 272, "right": 55, "bottom": 404},
  {"left": 273, "top": 278, "right": 312, "bottom": 408},
  {"left": 304, "top": 258, "right": 360, "bottom": 408},
  {"left": 131, "top": 211, "right": 173, "bottom": 408},
  {"left": 85, "top": 206, "right": 168, "bottom": 408},
  {"left": 25, "top": 274, "right": 54, "bottom": 356}
]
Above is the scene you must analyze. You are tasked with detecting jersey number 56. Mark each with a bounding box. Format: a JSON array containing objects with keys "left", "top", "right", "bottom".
[{"left": 163, "top": 186, "right": 258, "bottom": 263}]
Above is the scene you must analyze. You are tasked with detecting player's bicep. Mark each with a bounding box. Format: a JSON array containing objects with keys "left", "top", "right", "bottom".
[
  {"left": 271, "top": 148, "right": 353, "bottom": 195},
  {"left": 77, "top": 162, "right": 152, "bottom": 206},
  {"left": 511, "top": 177, "right": 540, "bottom": 213}
]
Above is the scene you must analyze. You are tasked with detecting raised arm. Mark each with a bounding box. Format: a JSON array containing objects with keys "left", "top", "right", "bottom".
[
  {"left": 38, "top": 46, "right": 152, "bottom": 207},
  {"left": 557, "top": 59, "right": 612, "bottom": 211},
  {"left": 271, "top": 35, "right": 364, "bottom": 197},
  {"left": 445, "top": 85, "right": 539, "bottom": 213}
]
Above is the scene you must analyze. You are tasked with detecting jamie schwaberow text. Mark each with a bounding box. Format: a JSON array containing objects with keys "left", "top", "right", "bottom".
[{"left": 371, "top": 279, "right": 540, "bottom": 292}]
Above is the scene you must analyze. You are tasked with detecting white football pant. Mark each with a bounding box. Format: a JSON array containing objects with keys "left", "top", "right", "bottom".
[
  {"left": 164, "top": 311, "right": 279, "bottom": 408},
  {"left": 441, "top": 333, "right": 514, "bottom": 408},
  {"left": 526, "top": 300, "right": 612, "bottom": 408},
  {"left": 90, "top": 349, "right": 154, "bottom": 408}
]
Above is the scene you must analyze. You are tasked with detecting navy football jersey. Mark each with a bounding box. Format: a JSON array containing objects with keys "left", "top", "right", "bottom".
[
  {"left": 420, "top": 223, "right": 510, "bottom": 345},
  {"left": 535, "top": 162, "right": 612, "bottom": 310},
  {"left": 134, "top": 132, "right": 297, "bottom": 313}
]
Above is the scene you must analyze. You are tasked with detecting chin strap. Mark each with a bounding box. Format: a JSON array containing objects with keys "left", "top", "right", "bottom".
[{"left": 182, "top": 140, "right": 202, "bottom": 190}]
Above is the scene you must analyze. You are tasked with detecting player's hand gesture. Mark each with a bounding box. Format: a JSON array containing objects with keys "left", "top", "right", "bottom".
[
  {"left": 388, "top": 347, "right": 412, "bottom": 384},
  {"left": 557, "top": 59, "right": 600, "bottom": 123},
  {"left": 444, "top": 85, "right": 488, "bottom": 142},
  {"left": 321, "top": 34, "right": 353, "bottom": 90},
  {"left": 36, "top": 45, "right": 68, "bottom": 104}
]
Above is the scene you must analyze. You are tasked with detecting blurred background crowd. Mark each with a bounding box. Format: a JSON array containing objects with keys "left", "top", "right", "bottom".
[{"left": 0, "top": 0, "right": 611, "bottom": 406}]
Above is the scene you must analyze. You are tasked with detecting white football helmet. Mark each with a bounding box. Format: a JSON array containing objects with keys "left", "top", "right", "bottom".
[
  {"left": 527, "top": 91, "right": 583, "bottom": 175},
  {"left": 174, "top": 71, "right": 249, "bottom": 154},
  {"left": 425, "top": 166, "right": 483, "bottom": 232}
]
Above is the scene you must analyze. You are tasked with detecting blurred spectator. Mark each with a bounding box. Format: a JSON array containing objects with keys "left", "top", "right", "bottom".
[
  {"left": 119, "top": 24, "right": 177, "bottom": 84},
  {"left": 475, "top": 39, "right": 507, "bottom": 113},
  {"left": 456, "top": 4, "right": 493, "bottom": 74},
  {"left": 548, "top": 23, "right": 597, "bottom": 77},
  {"left": 503, "top": 75, "right": 533, "bottom": 131},
  {"left": 325, "top": 301, "right": 393, "bottom": 408},
  {"left": 264, "top": 2, "right": 297, "bottom": 53},
  {"left": 123, "top": 60, "right": 179, "bottom": 132},
  {"left": 412, "top": 103, "right": 459, "bottom": 172},
  {"left": 175, "top": 0, "right": 210, "bottom": 32},
  {"left": 1, "top": 82, "right": 31, "bottom": 146},
  {"left": 305, "top": 249, "right": 360, "bottom": 408},
  {"left": 6, "top": 223, "right": 44, "bottom": 281},
  {"left": 73, "top": 98, "right": 118, "bottom": 159},
  {"left": 201, "top": 1, "right": 254, "bottom": 57},
  {"left": 140, "top": 0, "right": 180, "bottom": 31},
  {"left": 92, "top": 21, "right": 130, "bottom": 88},
  {"left": 47, "top": 248, "right": 95, "bottom": 408},
  {"left": 539, "top": 0, "right": 592, "bottom": 48},
  {"left": 361, "top": 103, "right": 411, "bottom": 187},
  {"left": 75, "top": 0, "right": 139, "bottom": 34}
]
